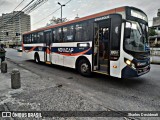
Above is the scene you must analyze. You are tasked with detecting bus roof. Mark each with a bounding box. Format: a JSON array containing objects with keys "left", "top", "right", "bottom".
[{"left": 24, "top": 6, "right": 126, "bottom": 35}]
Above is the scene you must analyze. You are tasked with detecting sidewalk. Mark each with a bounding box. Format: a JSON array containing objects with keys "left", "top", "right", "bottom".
[{"left": 0, "top": 59, "right": 118, "bottom": 119}]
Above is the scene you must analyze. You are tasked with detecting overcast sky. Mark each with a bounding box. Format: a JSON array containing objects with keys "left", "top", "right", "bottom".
[{"left": 0, "top": 0, "right": 159, "bottom": 30}]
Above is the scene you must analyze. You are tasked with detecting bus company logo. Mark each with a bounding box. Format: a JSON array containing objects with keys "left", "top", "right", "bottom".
[
  {"left": 2, "top": 112, "right": 11, "bottom": 117},
  {"left": 95, "top": 16, "right": 109, "bottom": 21},
  {"left": 137, "top": 62, "right": 146, "bottom": 66},
  {"left": 58, "top": 48, "right": 74, "bottom": 53}
]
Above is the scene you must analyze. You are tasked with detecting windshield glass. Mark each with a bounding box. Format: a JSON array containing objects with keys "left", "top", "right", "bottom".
[{"left": 124, "top": 21, "right": 148, "bottom": 52}]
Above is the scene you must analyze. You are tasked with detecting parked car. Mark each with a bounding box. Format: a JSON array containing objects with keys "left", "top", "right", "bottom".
[{"left": 17, "top": 46, "right": 22, "bottom": 52}]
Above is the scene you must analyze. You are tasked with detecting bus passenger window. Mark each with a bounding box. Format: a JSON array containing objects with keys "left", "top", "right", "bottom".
[
  {"left": 29, "top": 34, "right": 32, "bottom": 43},
  {"left": 82, "top": 22, "right": 89, "bottom": 41},
  {"left": 63, "top": 27, "right": 67, "bottom": 41},
  {"left": 67, "top": 25, "right": 74, "bottom": 41},
  {"left": 38, "top": 32, "right": 44, "bottom": 43},
  {"left": 33, "top": 33, "right": 37, "bottom": 43},
  {"left": 75, "top": 22, "right": 89, "bottom": 42},
  {"left": 75, "top": 24, "right": 82, "bottom": 41},
  {"left": 52, "top": 30, "right": 56, "bottom": 42},
  {"left": 56, "top": 28, "right": 63, "bottom": 42},
  {"left": 63, "top": 25, "right": 74, "bottom": 42}
]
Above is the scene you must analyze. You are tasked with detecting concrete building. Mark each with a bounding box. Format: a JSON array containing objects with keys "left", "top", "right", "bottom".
[
  {"left": 0, "top": 11, "right": 30, "bottom": 46},
  {"left": 153, "top": 9, "right": 160, "bottom": 35},
  {"left": 150, "top": 9, "right": 160, "bottom": 57}
]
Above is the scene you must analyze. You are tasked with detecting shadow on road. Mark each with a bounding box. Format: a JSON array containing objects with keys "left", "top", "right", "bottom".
[{"left": 25, "top": 60, "right": 145, "bottom": 90}]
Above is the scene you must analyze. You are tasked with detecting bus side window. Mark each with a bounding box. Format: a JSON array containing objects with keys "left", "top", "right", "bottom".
[
  {"left": 23, "top": 35, "right": 26, "bottom": 44},
  {"left": 67, "top": 25, "right": 74, "bottom": 42},
  {"left": 75, "top": 24, "right": 83, "bottom": 41},
  {"left": 56, "top": 27, "right": 63, "bottom": 42},
  {"left": 26, "top": 35, "right": 29, "bottom": 44},
  {"left": 54, "top": 28, "right": 58, "bottom": 42},
  {"left": 31, "top": 34, "right": 34, "bottom": 43},
  {"left": 75, "top": 22, "right": 89, "bottom": 42},
  {"left": 62, "top": 25, "right": 74, "bottom": 42},
  {"left": 63, "top": 26, "right": 67, "bottom": 42},
  {"left": 37, "top": 33, "right": 40, "bottom": 43},
  {"left": 82, "top": 22, "right": 89, "bottom": 41},
  {"left": 33, "top": 33, "right": 37, "bottom": 43},
  {"left": 28, "top": 34, "right": 32, "bottom": 43},
  {"left": 38, "top": 32, "right": 44, "bottom": 43},
  {"left": 52, "top": 30, "right": 56, "bottom": 43}
]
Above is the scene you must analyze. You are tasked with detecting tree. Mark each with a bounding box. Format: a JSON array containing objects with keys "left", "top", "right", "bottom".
[
  {"left": 149, "top": 27, "right": 158, "bottom": 36},
  {"left": 46, "top": 16, "right": 68, "bottom": 26}
]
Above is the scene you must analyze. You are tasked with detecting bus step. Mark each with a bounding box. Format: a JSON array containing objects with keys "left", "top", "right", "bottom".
[
  {"left": 94, "top": 70, "right": 108, "bottom": 75},
  {"left": 100, "top": 64, "right": 108, "bottom": 71},
  {"left": 99, "top": 58, "right": 108, "bottom": 64},
  {"left": 46, "top": 61, "right": 52, "bottom": 64}
]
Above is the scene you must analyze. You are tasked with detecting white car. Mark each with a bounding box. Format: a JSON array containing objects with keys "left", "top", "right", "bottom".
[{"left": 17, "top": 46, "right": 22, "bottom": 52}]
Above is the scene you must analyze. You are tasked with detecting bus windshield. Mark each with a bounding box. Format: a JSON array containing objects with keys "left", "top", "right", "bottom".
[{"left": 124, "top": 21, "right": 148, "bottom": 52}]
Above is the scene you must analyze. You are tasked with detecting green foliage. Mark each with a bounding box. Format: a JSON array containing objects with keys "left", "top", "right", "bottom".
[
  {"left": 149, "top": 28, "right": 158, "bottom": 36},
  {"left": 46, "top": 17, "right": 68, "bottom": 26}
]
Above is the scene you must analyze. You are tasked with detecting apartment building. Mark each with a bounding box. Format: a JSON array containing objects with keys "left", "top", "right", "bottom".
[
  {"left": 0, "top": 11, "right": 30, "bottom": 44},
  {"left": 153, "top": 9, "right": 160, "bottom": 34}
]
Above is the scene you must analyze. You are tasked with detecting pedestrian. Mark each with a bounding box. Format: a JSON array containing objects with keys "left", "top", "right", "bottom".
[{"left": 0, "top": 44, "right": 6, "bottom": 63}]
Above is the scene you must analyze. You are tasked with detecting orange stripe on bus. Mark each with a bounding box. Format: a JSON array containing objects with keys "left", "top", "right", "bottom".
[
  {"left": 46, "top": 48, "right": 51, "bottom": 54},
  {"left": 23, "top": 46, "right": 37, "bottom": 53}
]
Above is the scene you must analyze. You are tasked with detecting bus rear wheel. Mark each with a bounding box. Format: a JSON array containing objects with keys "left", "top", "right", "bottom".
[
  {"left": 34, "top": 53, "right": 40, "bottom": 63},
  {"left": 78, "top": 59, "right": 91, "bottom": 76}
]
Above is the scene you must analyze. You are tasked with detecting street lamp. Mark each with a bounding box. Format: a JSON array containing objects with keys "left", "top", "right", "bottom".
[{"left": 58, "top": 2, "right": 65, "bottom": 23}]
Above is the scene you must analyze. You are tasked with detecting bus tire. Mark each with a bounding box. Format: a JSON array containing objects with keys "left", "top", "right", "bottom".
[
  {"left": 78, "top": 59, "right": 91, "bottom": 77},
  {"left": 34, "top": 53, "right": 40, "bottom": 63}
]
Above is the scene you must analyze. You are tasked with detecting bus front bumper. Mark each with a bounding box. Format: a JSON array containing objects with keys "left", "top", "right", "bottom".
[{"left": 121, "top": 65, "right": 150, "bottom": 78}]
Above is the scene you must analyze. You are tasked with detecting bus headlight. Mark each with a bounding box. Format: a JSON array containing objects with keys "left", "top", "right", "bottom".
[
  {"left": 126, "top": 60, "right": 131, "bottom": 65},
  {"left": 125, "top": 59, "right": 136, "bottom": 69}
]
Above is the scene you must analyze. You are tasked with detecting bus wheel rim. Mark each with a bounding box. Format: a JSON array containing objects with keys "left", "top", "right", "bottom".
[{"left": 81, "top": 63, "right": 88, "bottom": 73}]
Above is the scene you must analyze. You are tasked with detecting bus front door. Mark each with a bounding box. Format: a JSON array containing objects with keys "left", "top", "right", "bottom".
[
  {"left": 44, "top": 30, "right": 52, "bottom": 64},
  {"left": 93, "top": 20, "right": 110, "bottom": 75}
]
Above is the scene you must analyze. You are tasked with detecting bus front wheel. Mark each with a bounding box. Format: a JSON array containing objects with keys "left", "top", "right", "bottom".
[{"left": 78, "top": 59, "right": 91, "bottom": 76}]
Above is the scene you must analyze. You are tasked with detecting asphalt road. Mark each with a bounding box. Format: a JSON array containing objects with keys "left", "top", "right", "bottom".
[{"left": 5, "top": 48, "right": 160, "bottom": 112}]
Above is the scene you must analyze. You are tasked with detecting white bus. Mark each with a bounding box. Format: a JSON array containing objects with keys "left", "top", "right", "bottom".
[{"left": 22, "top": 6, "right": 150, "bottom": 78}]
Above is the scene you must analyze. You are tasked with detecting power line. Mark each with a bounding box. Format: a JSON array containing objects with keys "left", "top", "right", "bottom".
[
  {"left": 13, "top": 0, "right": 26, "bottom": 11},
  {"left": 32, "top": 7, "right": 61, "bottom": 26},
  {"left": 32, "top": 0, "right": 72, "bottom": 26},
  {"left": 24, "top": 0, "right": 48, "bottom": 14}
]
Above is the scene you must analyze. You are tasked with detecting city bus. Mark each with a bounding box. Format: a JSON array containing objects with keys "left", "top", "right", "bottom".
[{"left": 22, "top": 6, "right": 150, "bottom": 78}]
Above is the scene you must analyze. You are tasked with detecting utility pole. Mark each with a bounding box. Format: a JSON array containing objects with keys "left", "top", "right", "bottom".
[{"left": 58, "top": 2, "right": 65, "bottom": 23}]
